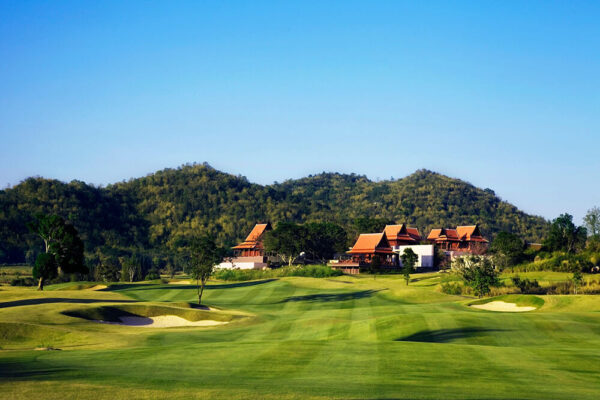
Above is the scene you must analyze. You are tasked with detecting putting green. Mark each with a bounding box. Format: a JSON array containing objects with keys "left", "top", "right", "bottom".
[{"left": 1, "top": 273, "right": 599, "bottom": 399}]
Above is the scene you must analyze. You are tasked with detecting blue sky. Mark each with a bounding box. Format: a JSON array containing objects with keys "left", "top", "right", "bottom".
[{"left": 1, "top": 1, "right": 599, "bottom": 224}]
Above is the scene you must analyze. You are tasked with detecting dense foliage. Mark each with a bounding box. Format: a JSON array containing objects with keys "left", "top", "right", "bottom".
[
  {"left": 0, "top": 163, "right": 549, "bottom": 266},
  {"left": 213, "top": 264, "right": 343, "bottom": 281}
]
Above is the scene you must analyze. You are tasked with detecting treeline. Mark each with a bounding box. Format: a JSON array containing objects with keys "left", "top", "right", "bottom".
[{"left": 0, "top": 163, "right": 549, "bottom": 265}]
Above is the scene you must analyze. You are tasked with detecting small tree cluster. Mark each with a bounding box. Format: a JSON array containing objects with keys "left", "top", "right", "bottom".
[
  {"left": 454, "top": 255, "right": 499, "bottom": 298},
  {"left": 400, "top": 248, "right": 418, "bottom": 285}
]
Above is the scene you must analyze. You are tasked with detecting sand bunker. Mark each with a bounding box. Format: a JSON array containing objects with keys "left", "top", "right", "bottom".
[
  {"left": 169, "top": 280, "right": 191, "bottom": 285},
  {"left": 98, "top": 315, "right": 228, "bottom": 328},
  {"left": 471, "top": 301, "right": 536, "bottom": 312},
  {"left": 88, "top": 285, "right": 107, "bottom": 290}
]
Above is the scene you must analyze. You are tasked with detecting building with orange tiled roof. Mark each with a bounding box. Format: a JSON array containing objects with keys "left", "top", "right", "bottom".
[
  {"left": 219, "top": 223, "right": 276, "bottom": 270},
  {"left": 384, "top": 224, "right": 421, "bottom": 248},
  {"left": 329, "top": 232, "right": 396, "bottom": 274},
  {"left": 232, "top": 222, "right": 272, "bottom": 257},
  {"left": 427, "top": 224, "right": 488, "bottom": 252}
]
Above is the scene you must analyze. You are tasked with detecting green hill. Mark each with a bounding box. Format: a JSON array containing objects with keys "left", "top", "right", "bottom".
[{"left": 0, "top": 163, "right": 548, "bottom": 263}]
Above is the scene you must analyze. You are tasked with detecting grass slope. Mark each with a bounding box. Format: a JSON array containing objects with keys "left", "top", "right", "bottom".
[{"left": 1, "top": 272, "right": 599, "bottom": 399}]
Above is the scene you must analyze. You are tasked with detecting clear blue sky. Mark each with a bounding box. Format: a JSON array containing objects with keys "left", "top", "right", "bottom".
[{"left": 1, "top": 1, "right": 598, "bottom": 224}]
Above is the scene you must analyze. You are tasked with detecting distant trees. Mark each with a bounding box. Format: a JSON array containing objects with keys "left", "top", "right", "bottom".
[
  {"left": 490, "top": 232, "right": 526, "bottom": 270},
  {"left": 543, "top": 214, "right": 587, "bottom": 253},
  {"left": 264, "top": 223, "right": 306, "bottom": 266},
  {"left": 400, "top": 248, "right": 418, "bottom": 285},
  {"left": 184, "top": 235, "right": 225, "bottom": 305},
  {"left": 27, "top": 213, "right": 86, "bottom": 290},
  {"left": 304, "top": 222, "right": 348, "bottom": 262},
  {"left": 584, "top": 207, "right": 600, "bottom": 237},
  {"left": 264, "top": 222, "right": 347, "bottom": 266}
]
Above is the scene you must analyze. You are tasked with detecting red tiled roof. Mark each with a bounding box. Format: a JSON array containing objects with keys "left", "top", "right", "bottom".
[
  {"left": 406, "top": 227, "right": 421, "bottom": 241},
  {"left": 428, "top": 225, "right": 488, "bottom": 243},
  {"left": 384, "top": 224, "right": 421, "bottom": 243},
  {"left": 348, "top": 233, "right": 394, "bottom": 254},
  {"left": 232, "top": 223, "right": 272, "bottom": 250},
  {"left": 456, "top": 225, "right": 488, "bottom": 242}
]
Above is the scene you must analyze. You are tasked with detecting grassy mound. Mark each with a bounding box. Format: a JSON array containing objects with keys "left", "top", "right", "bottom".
[
  {"left": 469, "top": 294, "right": 545, "bottom": 309},
  {"left": 62, "top": 303, "right": 236, "bottom": 323}
]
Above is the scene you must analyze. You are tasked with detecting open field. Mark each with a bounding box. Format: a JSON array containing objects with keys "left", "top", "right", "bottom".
[{"left": 1, "top": 272, "right": 600, "bottom": 399}]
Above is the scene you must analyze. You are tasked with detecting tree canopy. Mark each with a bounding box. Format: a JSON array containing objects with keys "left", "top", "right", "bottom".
[
  {"left": 543, "top": 214, "right": 587, "bottom": 254},
  {"left": 1, "top": 164, "right": 550, "bottom": 265}
]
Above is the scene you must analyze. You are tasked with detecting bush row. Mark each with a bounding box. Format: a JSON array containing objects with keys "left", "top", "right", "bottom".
[{"left": 213, "top": 265, "right": 343, "bottom": 281}]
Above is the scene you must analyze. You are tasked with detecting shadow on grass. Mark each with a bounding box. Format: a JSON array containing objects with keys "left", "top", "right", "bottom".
[
  {"left": 279, "top": 289, "right": 381, "bottom": 303},
  {"left": 107, "top": 279, "right": 278, "bottom": 291},
  {"left": 396, "top": 327, "right": 508, "bottom": 343},
  {"left": 0, "top": 298, "right": 137, "bottom": 309}
]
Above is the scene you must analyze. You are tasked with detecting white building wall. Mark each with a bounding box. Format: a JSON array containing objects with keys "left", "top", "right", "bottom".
[
  {"left": 217, "top": 261, "right": 268, "bottom": 270},
  {"left": 396, "top": 244, "right": 435, "bottom": 268}
]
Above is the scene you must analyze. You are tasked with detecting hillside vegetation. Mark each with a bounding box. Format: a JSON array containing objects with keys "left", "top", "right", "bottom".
[{"left": 0, "top": 163, "right": 548, "bottom": 263}]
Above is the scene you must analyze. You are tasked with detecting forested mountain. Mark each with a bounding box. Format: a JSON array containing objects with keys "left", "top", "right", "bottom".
[{"left": 0, "top": 163, "right": 549, "bottom": 263}]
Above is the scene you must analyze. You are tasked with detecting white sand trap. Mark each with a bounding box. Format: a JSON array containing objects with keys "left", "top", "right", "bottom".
[
  {"left": 88, "top": 285, "right": 107, "bottom": 290},
  {"left": 99, "top": 315, "right": 228, "bottom": 328},
  {"left": 169, "top": 280, "right": 191, "bottom": 285},
  {"left": 471, "top": 301, "right": 536, "bottom": 312}
]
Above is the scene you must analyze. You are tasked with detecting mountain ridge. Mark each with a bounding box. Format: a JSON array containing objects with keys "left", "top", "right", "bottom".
[{"left": 0, "top": 163, "right": 549, "bottom": 263}]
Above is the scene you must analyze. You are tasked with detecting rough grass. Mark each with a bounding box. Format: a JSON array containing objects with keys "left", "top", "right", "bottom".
[{"left": 1, "top": 272, "right": 599, "bottom": 399}]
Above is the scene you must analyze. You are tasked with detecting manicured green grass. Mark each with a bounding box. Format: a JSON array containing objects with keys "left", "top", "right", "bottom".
[{"left": 1, "top": 272, "right": 599, "bottom": 399}]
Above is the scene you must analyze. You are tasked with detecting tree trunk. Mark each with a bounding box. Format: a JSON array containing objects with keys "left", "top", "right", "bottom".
[
  {"left": 197, "top": 278, "right": 206, "bottom": 305},
  {"left": 37, "top": 277, "right": 44, "bottom": 291}
]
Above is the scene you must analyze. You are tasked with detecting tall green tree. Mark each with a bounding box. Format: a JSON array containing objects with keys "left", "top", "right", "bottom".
[
  {"left": 490, "top": 232, "right": 525, "bottom": 270},
  {"left": 32, "top": 253, "right": 58, "bottom": 291},
  {"left": 583, "top": 206, "right": 600, "bottom": 237},
  {"left": 543, "top": 214, "right": 587, "bottom": 253},
  {"left": 400, "top": 248, "right": 418, "bottom": 285},
  {"left": 185, "top": 235, "right": 225, "bottom": 305},
  {"left": 263, "top": 222, "right": 307, "bottom": 266},
  {"left": 27, "top": 213, "right": 86, "bottom": 289},
  {"left": 456, "top": 256, "right": 499, "bottom": 298},
  {"left": 304, "top": 222, "right": 348, "bottom": 262}
]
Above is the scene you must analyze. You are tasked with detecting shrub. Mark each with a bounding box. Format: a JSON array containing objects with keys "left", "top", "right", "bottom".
[
  {"left": 213, "top": 265, "right": 342, "bottom": 281},
  {"left": 144, "top": 268, "right": 161, "bottom": 281},
  {"left": 10, "top": 277, "right": 35, "bottom": 286},
  {"left": 511, "top": 276, "right": 541, "bottom": 293},
  {"left": 440, "top": 282, "right": 463, "bottom": 295},
  {"left": 546, "top": 281, "right": 573, "bottom": 295}
]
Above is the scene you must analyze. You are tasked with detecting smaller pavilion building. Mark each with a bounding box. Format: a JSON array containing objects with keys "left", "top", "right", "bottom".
[
  {"left": 219, "top": 223, "right": 274, "bottom": 269},
  {"left": 427, "top": 224, "right": 488, "bottom": 253},
  {"left": 330, "top": 233, "right": 395, "bottom": 274}
]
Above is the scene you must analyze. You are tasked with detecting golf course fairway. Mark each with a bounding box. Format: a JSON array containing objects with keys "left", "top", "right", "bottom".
[{"left": 1, "top": 272, "right": 599, "bottom": 399}]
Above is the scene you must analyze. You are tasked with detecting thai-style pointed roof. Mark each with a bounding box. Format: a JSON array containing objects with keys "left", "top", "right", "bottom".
[
  {"left": 348, "top": 233, "right": 394, "bottom": 254},
  {"left": 232, "top": 223, "right": 272, "bottom": 249},
  {"left": 384, "top": 224, "right": 419, "bottom": 243},
  {"left": 456, "top": 225, "right": 488, "bottom": 242},
  {"left": 427, "top": 228, "right": 459, "bottom": 241},
  {"left": 427, "top": 225, "right": 487, "bottom": 243}
]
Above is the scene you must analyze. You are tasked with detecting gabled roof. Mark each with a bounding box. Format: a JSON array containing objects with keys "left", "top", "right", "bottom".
[
  {"left": 406, "top": 227, "right": 421, "bottom": 241},
  {"left": 456, "top": 225, "right": 488, "bottom": 242},
  {"left": 428, "top": 225, "right": 487, "bottom": 243},
  {"left": 348, "top": 233, "right": 394, "bottom": 254},
  {"left": 232, "top": 223, "right": 272, "bottom": 250},
  {"left": 244, "top": 223, "right": 271, "bottom": 242},
  {"left": 384, "top": 224, "right": 419, "bottom": 243},
  {"left": 427, "top": 228, "right": 459, "bottom": 241}
]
